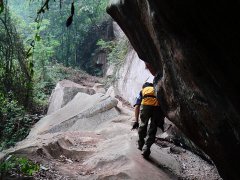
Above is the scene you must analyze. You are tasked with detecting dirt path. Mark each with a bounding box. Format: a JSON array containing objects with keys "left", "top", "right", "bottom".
[{"left": 7, "top": 118, "right": 177, "bottom": 179}]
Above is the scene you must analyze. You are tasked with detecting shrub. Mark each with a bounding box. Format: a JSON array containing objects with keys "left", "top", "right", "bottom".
[
  {"left": 0, "top": 93, "right": 35, "bottom": 150},
  {"left": 97, "top": 38, "right": 129, "bottom": 65},
  {"left": 0, "top": 155, "right": 40, "bottom": 177}
]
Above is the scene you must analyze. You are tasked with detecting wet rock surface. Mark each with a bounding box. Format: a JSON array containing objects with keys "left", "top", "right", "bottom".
[{"left": 107, "top": 1, "right": 240, "bottom": 179}]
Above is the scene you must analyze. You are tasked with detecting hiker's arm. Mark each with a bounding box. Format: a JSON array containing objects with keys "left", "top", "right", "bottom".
[
  {"left": 133, "top": 91, "right": 142, "bottom": 122},
  {"left": 132, "top": 92, "right": 142, "bottom": 130},
  {"left": 134, "top": 105, "right": 140, "bottom": 122},
  {"left": 132, "top": 105, "right": 140, "bottom": 130}
]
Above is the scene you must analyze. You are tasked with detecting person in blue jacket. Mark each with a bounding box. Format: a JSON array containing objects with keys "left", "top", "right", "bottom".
[{"left": 132, "top": 82, "right": 164, "bottom": 158}]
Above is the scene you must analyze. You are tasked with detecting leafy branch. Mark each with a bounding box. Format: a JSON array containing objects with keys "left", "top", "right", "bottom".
[{"left": 0, "top": 0, "right": 4, "bottom": 14}]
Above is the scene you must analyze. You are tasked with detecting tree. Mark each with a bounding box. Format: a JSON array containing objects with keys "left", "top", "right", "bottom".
[{"left": 0, "top": 0, "right": 32, "bottom": 106}]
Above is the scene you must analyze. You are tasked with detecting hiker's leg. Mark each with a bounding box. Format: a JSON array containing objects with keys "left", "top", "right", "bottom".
[
  {"left": 138, "top": 105, "right": 151, "bottom": 150},
  {"left": 145, "top": 114, "right": 158, "bottom": 148},
  {"left": 142, "top": 107, "right": 158, "bottom": 158}
]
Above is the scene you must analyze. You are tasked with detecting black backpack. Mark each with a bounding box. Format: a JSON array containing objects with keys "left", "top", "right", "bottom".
[{"left": 142, "top": 82, "right": 153, "bottom": 89}]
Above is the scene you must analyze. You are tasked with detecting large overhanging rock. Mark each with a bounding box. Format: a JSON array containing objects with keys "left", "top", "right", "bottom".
[{"left": 107, "top": 1, "right": 240, "bottom": 179}]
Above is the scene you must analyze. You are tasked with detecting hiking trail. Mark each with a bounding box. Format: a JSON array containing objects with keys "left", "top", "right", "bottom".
[{"left": 0, "top": 80, "right": 221, "bottom": 179}]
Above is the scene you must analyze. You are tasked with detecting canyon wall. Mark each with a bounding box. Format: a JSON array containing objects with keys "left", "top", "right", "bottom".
[{"left": 108, "top": 22, "right": 154, "bottom": 106}]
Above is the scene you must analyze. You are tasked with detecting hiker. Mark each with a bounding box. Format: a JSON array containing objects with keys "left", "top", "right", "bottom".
[{"left": 132, "top": 82, "right": 164, "bottom": 158}]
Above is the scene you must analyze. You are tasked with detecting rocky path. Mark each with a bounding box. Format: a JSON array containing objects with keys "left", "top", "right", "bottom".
[{"left": 0, "top": 80, "right": 221, "bottom": 179}]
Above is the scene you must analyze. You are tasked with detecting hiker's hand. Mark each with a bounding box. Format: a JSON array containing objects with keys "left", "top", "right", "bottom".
[{"left": 131, "top": 122, "right": 139, "bottom": 130}]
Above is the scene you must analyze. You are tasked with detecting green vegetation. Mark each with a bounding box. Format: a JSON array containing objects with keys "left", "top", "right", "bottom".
[
  {"left": 97, "top": 37, "right": 129, "bottom": 86},
  {"left": 0, "top": 0, "right": 129, "bottom": 153},
  {"left": 97, "top": 37, "right": 129, "bottom": 65},
  {"left": 0, "top": 4, "right": 32, "bottom": 106},
  {"left": 0, "top": 0, "right": 109, "bottom": 150},
  {"left": 0, "top": 93, "right": 35, "bottom": 150},
  {"left": 0, "top": 1, "right": 35, "bottom": 149},
  {"left": 0, "top": 155, "right": 40, "bottom": 177}
]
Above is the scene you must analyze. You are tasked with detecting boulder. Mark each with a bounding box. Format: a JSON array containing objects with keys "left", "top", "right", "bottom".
[
  {"left": 47, "top": 80, "right": 95, "bottom": 115},
  {"left": 29, "top": 92, "right": 118, "bottom": 137}
]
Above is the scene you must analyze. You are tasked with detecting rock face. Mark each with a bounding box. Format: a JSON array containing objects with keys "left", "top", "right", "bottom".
[
  {"left": 107, "top": 1, "right": 240, "bottom": 179},
  {"left": 110, "top": 23, "right": 209, "bottom": 160},
  {"left": 110, "top": 22, "right": 154, "bottom": 105},
  {"left": 47, "top": 80, "right": 95, "bottom": 115},
  {"left": 30, "top": 92, "right": 119, "bottom": 138},
  {"left": 115, "top": 48, "right": 154, "bottom": 105},
  {"left": 78, "top": 20, "right": 114, "bottom": 76}
]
